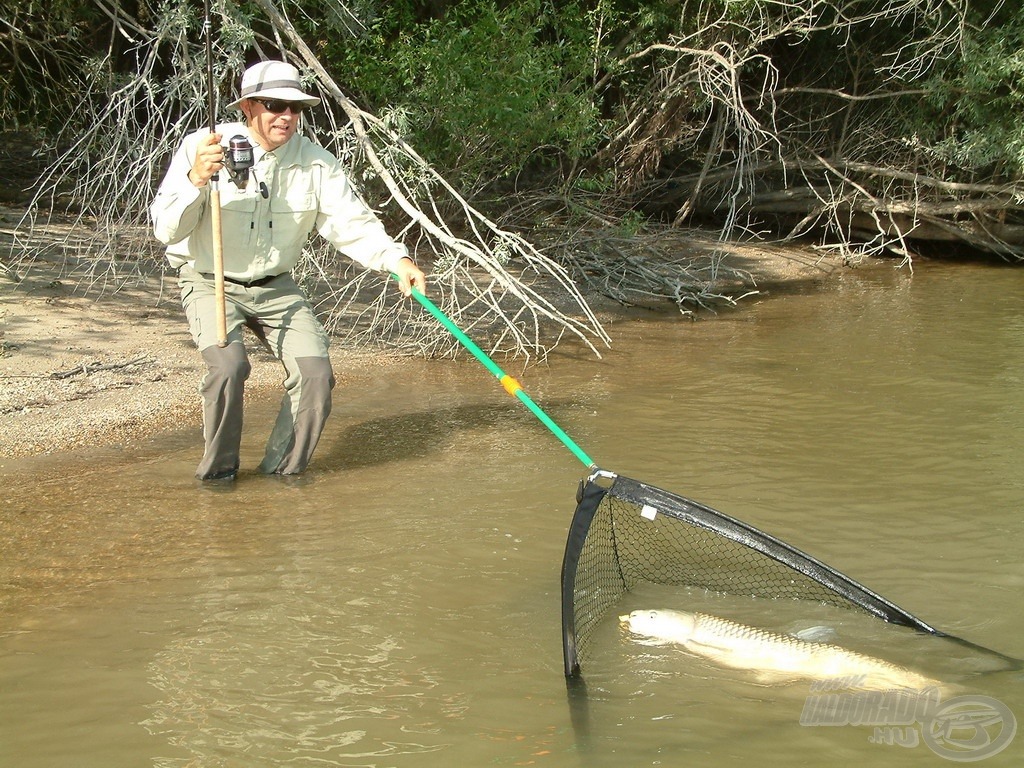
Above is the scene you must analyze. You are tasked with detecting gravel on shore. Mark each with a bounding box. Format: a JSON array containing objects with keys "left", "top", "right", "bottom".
[{"left": 0, "top": 266, "right": 384, "bottom": 460}]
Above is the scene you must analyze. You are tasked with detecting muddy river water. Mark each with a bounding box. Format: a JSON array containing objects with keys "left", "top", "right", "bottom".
[{"left": 1, "top": 259, "right": 1022, "bottom": 766}]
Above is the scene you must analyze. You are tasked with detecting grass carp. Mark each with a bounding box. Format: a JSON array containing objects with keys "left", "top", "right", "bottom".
[{"left": 620, "top": 608, "right": 942, "bottom": 691}]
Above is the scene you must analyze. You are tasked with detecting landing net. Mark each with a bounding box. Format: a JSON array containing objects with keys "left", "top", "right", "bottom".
[
  {"left": 400, "top": 284, "right": 1016, "bottom": 680},
  {"left": 560, "top": 473, "right": 943, "bottom": 678}
]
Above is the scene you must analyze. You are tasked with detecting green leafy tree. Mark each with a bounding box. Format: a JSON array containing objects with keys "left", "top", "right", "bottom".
[
  {"left": 920, "top": 4, "right": 1024, "bottom": 178},
  {"left": 325, "top": 0, "right": 609, "bottom": 189},
  {"left": 0, "top": 0, "right": 105, "bottom": 129}
]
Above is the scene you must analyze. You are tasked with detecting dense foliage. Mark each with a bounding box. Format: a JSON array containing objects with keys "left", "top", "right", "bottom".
[
  {"left": 2, "top": 0, "right": 1023, "bottom": 267},
  {"left": 322, "top": 1, "right": 605, "bottom": 190},
  {"left": 4, "top": 1, "right": 1023, "bottom": 186},
  {"left": 294, "top": 1, "right": 1024, "bottom": 190},
  {"left": 922, "top": 4, "right": 1024, "bottom": 177},
  {"left": 0, "top": 0, "right": 101, "bottom": 129}
]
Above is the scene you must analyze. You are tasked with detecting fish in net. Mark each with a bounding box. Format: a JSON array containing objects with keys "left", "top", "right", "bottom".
[
  {"left": 403, "top": 283, "right": 1018, "bottom": 680},
  {"left": 560, "top": 473, "right": 943, "bottom": 678}
]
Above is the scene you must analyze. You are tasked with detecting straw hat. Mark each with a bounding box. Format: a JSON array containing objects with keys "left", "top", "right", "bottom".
[{"left": 227, "top": 61, "right": 321, "bottom": 111}]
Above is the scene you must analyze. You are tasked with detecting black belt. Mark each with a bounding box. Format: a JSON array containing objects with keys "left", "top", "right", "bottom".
[{"left": 201, "top": 272, "right": 279, "bottom": 288}]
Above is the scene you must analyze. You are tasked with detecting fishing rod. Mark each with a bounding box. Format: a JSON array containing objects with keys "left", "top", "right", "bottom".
[
  {"left": 204, "top": 0, "right": 229, "bottom": 347},
  {"left": 398, "top": 279, "right": 596, "bottom": 471}
]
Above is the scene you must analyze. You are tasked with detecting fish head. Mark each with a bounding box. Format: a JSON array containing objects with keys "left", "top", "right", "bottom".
[{"left": 619, "top": 609, "right": 697, "bottom": 644}]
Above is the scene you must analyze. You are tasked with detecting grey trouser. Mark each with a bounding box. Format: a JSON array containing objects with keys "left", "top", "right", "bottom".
[{"left": 178, "top": 266, "right": 335, "bottom": 479}]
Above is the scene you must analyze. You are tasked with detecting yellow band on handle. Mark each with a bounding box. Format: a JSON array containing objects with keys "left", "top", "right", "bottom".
[{"left": 500, "top": 374, "right": 522, "bottom": 397}]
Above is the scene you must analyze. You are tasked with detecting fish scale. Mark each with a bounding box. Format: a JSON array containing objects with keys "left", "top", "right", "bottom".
[{"left": 622, "top": 609, "right": 943, "bottom": 691}]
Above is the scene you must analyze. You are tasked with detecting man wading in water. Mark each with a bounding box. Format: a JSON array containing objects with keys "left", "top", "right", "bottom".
[{"left": 151, "top": 60, "right": 425, "bottom": 481}]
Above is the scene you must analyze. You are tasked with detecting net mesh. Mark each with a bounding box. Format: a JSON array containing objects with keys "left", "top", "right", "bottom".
[{"left": 561, "top": 474, "right": 941, "bottom": 677}]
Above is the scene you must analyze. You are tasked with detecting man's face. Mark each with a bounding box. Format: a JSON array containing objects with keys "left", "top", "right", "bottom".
[{"left": 242, "top": 98, "right": 306, "bottom": 150}]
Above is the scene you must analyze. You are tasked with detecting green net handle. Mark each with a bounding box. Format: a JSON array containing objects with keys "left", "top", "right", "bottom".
[{"left": 396, "top": 276, "right": 596, "bottom": 470}]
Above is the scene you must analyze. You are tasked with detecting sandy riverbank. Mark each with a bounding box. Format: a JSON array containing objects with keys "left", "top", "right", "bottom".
[{"left": 0, "top": 264, "right": 400, "bottom": 460}]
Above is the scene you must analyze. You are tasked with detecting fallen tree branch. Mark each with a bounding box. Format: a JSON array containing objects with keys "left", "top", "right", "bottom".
[
  {"left": 14, "top": 0, "right": 610, "bottom": 365},
  {"left": 639, "top": 153, "right": 1024, "bottom": 262},
  {"left": 236, "top": 0, "right": 611, "bottom": 361},
  {"left": 0, "top": 355, "right": 154, "bottom": 381}
]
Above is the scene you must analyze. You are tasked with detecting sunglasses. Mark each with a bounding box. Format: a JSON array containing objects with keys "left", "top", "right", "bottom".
[{"left": 253, "top": 98, "right": 308, "bottom": 114}]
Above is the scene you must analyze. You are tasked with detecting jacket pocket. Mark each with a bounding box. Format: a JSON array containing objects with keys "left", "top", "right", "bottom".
[
  {"left": 269, "top": 168, "right": 318, "bottom": 250},
  {"left": 270, "top": 167, "right": 317, "bottom": 213},
  {"left": 219, "top": 186, "right": 258, "bottom": 214}
]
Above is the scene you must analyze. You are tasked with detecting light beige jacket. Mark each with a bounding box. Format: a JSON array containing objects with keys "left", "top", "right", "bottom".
[{"left": 150, "top": 122, "right": 409, "bottom": 282}]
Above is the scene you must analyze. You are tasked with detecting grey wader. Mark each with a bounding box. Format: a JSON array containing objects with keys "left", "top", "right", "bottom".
[{"left": 180, "top": 266, "right": 335, "bottom": 479}]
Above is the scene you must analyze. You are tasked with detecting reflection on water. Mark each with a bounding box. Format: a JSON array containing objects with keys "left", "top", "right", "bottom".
[
  {"left": 143, "top": 570, "right": 452, "bottom": 764},
  {"left": 2, "top": 260, "right": 1023, "bottom": 767},
  {"left": 324, "top": 401, "right": 522, "bottom": 470}
]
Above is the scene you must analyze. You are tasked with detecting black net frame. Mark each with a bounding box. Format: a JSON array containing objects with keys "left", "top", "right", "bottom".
[
  {"left": 560, "top": 473, "right": 949, "bottom": 678},
  {"left": 399, "top": 266, "right": 1017, "bottom": 683}
]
